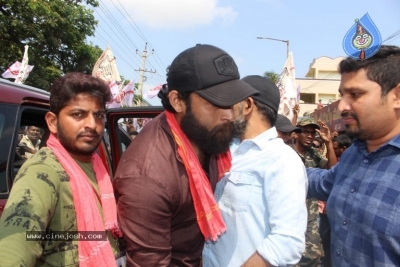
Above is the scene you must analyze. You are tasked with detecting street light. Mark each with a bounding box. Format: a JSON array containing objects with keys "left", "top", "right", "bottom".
[{"left": 257, "top": 36, "right": 290, "bottom": 58}]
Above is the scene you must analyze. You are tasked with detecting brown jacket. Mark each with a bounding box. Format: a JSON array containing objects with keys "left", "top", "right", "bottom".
[{"left": 113, "top": 112, "right": 219, "bottom": 267}]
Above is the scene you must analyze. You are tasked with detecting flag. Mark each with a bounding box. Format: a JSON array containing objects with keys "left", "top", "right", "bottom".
[
  {"left": 107, "top": 81, "right": 122, "bottom": 108},
  {"left": 92, "top": 46, "right": 121, "bottom": 83},
  {"left": 145, "top": 84, "right": 163, "bottom": 99},
  {"left": 296, "top": 84, "right": 301, "bottom": 103},
  {"left": 2, "top": 61, "right": 33, "bottom": 79},
  {"left": 14, "top": 45, "right": 31, "bottom": 84},
  {"left": 276, "top": 52, "right": 297, "bottom": 120},
  {"left": 107, "top": 80, "right": 135, "bottom": 108},
  {"left": 2, "top": 46, "right": 34, "bottom": 82},
  {"left": 121, "top": 80, "right": 135, "bottom": 107}
]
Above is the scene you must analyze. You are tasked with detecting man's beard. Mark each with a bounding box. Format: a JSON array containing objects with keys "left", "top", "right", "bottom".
[
  {"left": 57, "top": 121, "right": 101, "bottom": 156},
  {"left": 232, "top": 104, "right": 247, "bottom": 138},
  {"left": 341, "top": 111, "right": 368, "bottom": 140},
  {"left": 180, "top": 105, "right": 235, "bottom": 155}
]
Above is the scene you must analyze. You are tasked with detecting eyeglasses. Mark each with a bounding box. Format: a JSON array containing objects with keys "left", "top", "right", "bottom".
[{"left": 313, "top": 144, "right": 320, "bottom": 148}]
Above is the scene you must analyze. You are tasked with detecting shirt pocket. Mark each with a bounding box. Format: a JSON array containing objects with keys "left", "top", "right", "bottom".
[{"left": 221, "top": 171, "right": 261, "bottom": 212}]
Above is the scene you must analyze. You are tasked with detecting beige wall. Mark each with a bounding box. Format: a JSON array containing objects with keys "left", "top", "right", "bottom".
[{"left": 297, "top": 56, "right": 345, "bottom": 116}]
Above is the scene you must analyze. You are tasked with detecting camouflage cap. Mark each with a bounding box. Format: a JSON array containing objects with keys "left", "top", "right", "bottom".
[{"left": 297, "top": 117, "right": 320, "bottom": 129}]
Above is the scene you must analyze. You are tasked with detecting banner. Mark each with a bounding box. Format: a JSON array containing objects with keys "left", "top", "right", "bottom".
[
  {"left": 92, "top": 46, "right": 121, "bottom": 83},
  {"left": 276, "top": 52, "right": 297, "bottom": 120}
]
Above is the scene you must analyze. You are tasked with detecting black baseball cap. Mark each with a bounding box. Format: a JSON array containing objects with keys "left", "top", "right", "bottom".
[
  {"left": 167, "top": 44, "right": 259, "bottom": 107},
  {"left": 241, "top": 75, "right": 280, "bottom": 113},
  {"left": 275, "top": 114, "right": 302, "bottom": 133}
]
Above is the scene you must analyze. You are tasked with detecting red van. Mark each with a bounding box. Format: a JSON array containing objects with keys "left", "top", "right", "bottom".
[{"left": 0, "top": 78, "right": 163, "bottom": 216}]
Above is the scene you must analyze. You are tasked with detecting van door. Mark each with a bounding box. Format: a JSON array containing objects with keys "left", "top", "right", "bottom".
[{"left": 105, "top": 107, "right": 164, "bottom": 176}]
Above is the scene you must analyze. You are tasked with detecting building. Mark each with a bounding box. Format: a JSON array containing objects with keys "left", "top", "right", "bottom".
[{"left": 297, "top": 56, "right": 345, "bottom": 116}]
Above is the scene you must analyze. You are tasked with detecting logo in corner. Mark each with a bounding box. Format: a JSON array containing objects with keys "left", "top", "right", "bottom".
[
  {"left": 214, "top": 55, "right": 238, "bottom": 76},
  {"left": 343, "top": 13, "right": 382, "bottom": 60}
]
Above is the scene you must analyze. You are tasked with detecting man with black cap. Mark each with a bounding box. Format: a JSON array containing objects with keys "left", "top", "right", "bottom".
[
  {"left": 113, "top": 44, "right": 258, "bottom": 266},
  {"left": 292, "top": 117, "right": 337, "bottom": 267},
  {"left": 203, "top": 75, "right": 307, "bottom": 267},
  {"left": 275, "top": 114, "right": 302, "bottom": 145}
]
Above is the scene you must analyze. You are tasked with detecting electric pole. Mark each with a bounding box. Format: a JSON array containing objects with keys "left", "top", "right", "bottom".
[{"left": 135, "top": 43, "right": 156, "bottom": 106}]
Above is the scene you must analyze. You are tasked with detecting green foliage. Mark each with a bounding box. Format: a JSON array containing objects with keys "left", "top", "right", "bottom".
[
  {"left": 263, "top": 71, "right": 280, "bottom": 84},
  {"left": 0, "top": 0, "right": 101, "bottom": 89}
]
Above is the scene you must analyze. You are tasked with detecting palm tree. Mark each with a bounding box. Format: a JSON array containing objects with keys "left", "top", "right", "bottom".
[{"left": 263, "top": 71, "right": 280, "bottom": 84}]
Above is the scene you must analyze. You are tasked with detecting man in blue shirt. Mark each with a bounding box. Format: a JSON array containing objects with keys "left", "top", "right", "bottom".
[
  {"left": 203, "top": 75, "right": 308, "bottom": 267},
  {"left": 307, "top": 45, "right": 400, "bottom": 266}
]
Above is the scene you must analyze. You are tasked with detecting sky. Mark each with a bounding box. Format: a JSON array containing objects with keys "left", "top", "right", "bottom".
[{"left": 88, "top": 0, "right": 400, "bottom": 106}]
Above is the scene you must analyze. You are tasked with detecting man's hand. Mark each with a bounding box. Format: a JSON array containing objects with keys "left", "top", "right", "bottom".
[
  {"left": 332, "top": 130, "right": 339, "bottom": 139},
  {"left": 293, "top": 104, "right": 300, "bottom": 115},
  {"left": 241, "top": 252, "right": 274, "bottom": 267},
  {"left": 316, "top": 119, "right": 331, "bottom": 143}
]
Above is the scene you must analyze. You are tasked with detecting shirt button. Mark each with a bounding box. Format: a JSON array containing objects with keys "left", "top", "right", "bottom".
[
  {"left": 206, "top": 244, "right": 209, "bottom": 248},
  {"left": 216, "top": 194, "right": 219, "bottom": 198},
  {"left": 342, "top": 220, "right": 347, "bottom": 225},
  {"left": 337, "top": 250, "right": 341, "bottom": 256},
  {"left": 363, "top": 159, "right": 369, "bottom": 163},
  {"left": 350, "top": 188, "right": 355, "bottom": 193},
  {"left": 236, "top": 151, "right": 241, "bottom": 154}
]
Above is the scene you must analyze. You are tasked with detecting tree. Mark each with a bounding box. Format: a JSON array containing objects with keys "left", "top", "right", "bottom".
[
  {"left": 0, "top": 0, "right": 101, "bottom": 89},
  {"left": 263, "top": 71, "right": 280, "bottom": 84}
]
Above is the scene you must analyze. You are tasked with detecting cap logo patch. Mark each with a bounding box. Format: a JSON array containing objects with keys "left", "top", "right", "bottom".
[{"left": 214, "top": 55, "right": 237, "bottom": 76}]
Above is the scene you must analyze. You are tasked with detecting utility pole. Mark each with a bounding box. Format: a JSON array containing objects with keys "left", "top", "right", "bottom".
[{"left": 135, "top": 43, "right": 156, "bottom": 106}]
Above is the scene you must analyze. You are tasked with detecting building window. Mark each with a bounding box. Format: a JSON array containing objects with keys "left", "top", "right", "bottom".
[
  {"left": 300, "top": 93, "right": 316, "bottom": 104},
  {"left": 318, "top": 94, "right": 337, "bottom": 104}
]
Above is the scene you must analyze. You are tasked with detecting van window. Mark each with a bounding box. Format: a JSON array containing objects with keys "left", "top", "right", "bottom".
[{"left": 0, "top": 104, "right": 18, "bottom": 194}]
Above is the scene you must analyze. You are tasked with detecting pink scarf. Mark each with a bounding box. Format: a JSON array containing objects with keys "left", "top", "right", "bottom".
[
  {"left": 47, "top": 133, "right": 122, "bottom": 266},
  {"left": 165, "top": 111, "right": 231, "bottom": 241}
]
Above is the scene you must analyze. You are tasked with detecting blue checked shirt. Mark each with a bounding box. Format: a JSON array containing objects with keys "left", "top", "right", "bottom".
[{"left": 307, "top": 134, "right": 400, "bottom": 267}]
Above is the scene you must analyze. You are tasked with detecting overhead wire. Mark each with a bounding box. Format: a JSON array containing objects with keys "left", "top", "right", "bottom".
[
  {"left": 99, "top": 0, "right": 167, "bottom": 78},
  {"left": 93, "top": 30, "right": 139, "bottom": 71},
  {"left": 112, "top": 0, "right": 168, "bottom": 75},
  {"left": 94, "top": 1, "right": 165, "bottom": 85}
]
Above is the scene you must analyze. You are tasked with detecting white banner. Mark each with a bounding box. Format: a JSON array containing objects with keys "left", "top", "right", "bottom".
[
  {"left": 276, "top": 52, "right": 297, "bottom": 120},
  {"left": 92, "top": 46, "right": 121, "bottom": 83}
]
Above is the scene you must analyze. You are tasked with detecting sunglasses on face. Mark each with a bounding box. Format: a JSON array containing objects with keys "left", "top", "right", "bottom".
[{"left": 313, "top": 144, "right": 320, "bottom": 148}]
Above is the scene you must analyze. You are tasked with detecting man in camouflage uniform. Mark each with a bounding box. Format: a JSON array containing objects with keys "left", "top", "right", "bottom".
[{"left": 291, "top": 117, "right": 337, "bottom": 267}]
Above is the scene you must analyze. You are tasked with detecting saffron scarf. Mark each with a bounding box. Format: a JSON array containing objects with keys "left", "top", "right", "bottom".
[
  {"left": 165, "top": 111, "right": 231, "bottom": 241},
  {"left": 47, "top": 133, "right": 122, "bottom": 267}
]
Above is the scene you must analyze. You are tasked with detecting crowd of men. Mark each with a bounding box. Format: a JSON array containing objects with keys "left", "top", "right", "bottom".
[{"left": 0, "top": 44, "right": 399, "bottom": 267}]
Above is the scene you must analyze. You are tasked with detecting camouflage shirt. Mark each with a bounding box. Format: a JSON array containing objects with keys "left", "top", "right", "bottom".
[
  {"left": 0, "top": 147, "right": 120, "bottom": 267},
  {"left": 291, "top": 145, "right": 326, "bottom": 266}
]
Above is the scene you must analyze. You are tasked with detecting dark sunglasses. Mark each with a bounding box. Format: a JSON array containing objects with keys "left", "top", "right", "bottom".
[{"left": 313, "top": 144, "right": 320, "bottom": 148}]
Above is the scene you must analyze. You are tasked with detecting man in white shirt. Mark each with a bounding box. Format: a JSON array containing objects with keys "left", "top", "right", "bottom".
[{"left": 203, "top": 75, "right": 308, "bottom": 266}]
